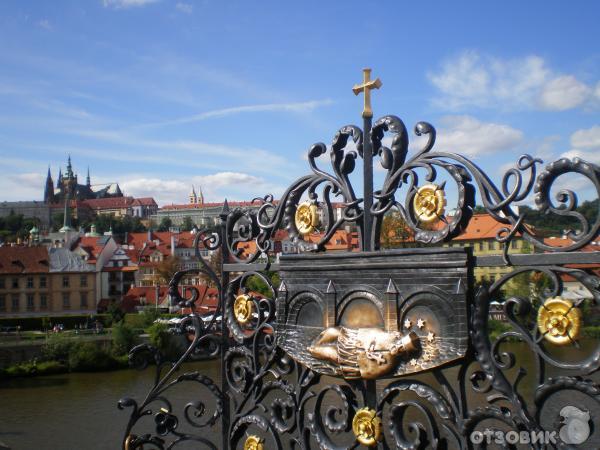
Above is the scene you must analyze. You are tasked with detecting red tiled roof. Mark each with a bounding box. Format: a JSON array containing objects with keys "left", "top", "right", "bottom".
[
  {"left": 0, "top": 246, "right": 49, "bottom": 274},
  {"left": 543, "top": 237, "right": 600, "bottom": 251},
  {"left": 73, "top": 236, "right": 108, "bottom": 262},
  {"left": 160, "top": 200, "right": 279, "bottom": 210},
  {"left": 132, "top": 197, "right": 157, "bottom": 206},
  {"left": 454, "top": 214, "right": 525, "bottom": 241},
  {"left": 83, "top": 197, "right": 134, "bottom": 210}
]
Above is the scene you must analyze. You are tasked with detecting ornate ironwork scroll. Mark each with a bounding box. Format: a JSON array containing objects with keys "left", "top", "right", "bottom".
[{"left": 120, "top": 70, "right": 600, "bottom": 449}]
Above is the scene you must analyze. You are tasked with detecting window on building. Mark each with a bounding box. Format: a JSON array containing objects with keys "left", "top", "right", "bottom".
[
  {"left": 11, "top": 294, "right": 19, "bottom": 311},
  {"left": 63, "top": 293, "right": 70, "bottom": 309},
  {"left": 27, "top": 294, "right": 34, "bottom": 311},
  {"left": 40, "top": 294, "right": 47, "bottom": 309},
  {"left": 62, "top": 276, "right": 69, "bottom": 288},
  {"left": 490, "top": 275, "right": 496, "bottom": 283},
  {"left": 80, "top": 292, "right": 88, "bottom": 308},
  {"left": 40, "top": 276, "right": 47, "bottom": 288},
  {"left": 27, "top": 277, "right": 34, "bottom": 289},
  {"left": 0, "top": 278, "right": 5, "bottom": 289},
  {"left": 80, "top": 275, "right": 87, "bottom": 287},
  {"left": 511, "top": 240, "right": 518, "bottom": 249},
  {"left": 478, "top": 242, "right": 484, "bottom": 251},
  {"left": 488, "top": 241, "right": 496, "bottom": 251},
  {"left": 0, "top": 295, "right": 5, "bottom": 311},
  {"left": 12, "top": 278, "right": 18, "bottom": 289}
]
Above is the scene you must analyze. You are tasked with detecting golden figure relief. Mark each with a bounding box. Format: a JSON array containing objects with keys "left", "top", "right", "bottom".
[
  {"left": 537, "top": 297, "right": 582, "bottom": 345},
  {"left": 243, "top": 435, "right": 264, "bottom": 450},
  {"left": 307, "top": 327, "right": 419, "bottom": 379},
  {"left": 233, "top": 294, "right": 254, "bottom": 325},
  {"left": 352, "top": 408, "right": 382, "bottom": 447},
  {"left": 295, "top": 201, "right": 319, "bottom": 235},
  {"left": 413, "top": 184, "right": 446, "bottom": 224}
]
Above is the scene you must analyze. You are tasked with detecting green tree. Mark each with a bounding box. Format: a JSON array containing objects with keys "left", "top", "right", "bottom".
[
  {"left": 147, "top": 322, "right": 178, "bottom": 359},
  {"left": 107, "top": 300, "right": 125, "bottom": 325},
  {"left": 111, "top": 322, "right": 138, "bottom": 356},
  {"left": 158, "top": 217, "right": 173, "bottom": 232},
  {"left": 156, "top": 255, "right": 181, "bottom": 283},
  {"left": 380, "top": 211, "right": 413, "bottom": 249},
  {"left": 181, "top": 216, "right": 195, "bottom": 231}
]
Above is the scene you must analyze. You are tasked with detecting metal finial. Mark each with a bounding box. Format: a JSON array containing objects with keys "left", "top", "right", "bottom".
[{"left": 352, "top": 68, "right": 382, "bottom": 118}]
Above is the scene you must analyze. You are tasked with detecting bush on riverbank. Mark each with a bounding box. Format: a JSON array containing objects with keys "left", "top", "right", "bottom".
[{"left": 0, "top": 323, "right": 136, "bottom": 379}]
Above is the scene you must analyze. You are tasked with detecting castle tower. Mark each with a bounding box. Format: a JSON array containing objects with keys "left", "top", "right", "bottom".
[
  {"left": 198, "top": 186, "right": 204, "bottom": 205},
  {"left": 189, "top": 185, "right": 198, "bottom": 204}
]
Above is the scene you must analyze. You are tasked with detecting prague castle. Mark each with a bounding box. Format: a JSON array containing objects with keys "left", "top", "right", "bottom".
[{"left": 44, "top": 156, "right": 123, "bottom": 204}]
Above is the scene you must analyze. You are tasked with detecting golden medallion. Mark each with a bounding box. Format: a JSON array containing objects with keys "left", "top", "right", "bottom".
[
  {"left": 233, "top": 294, "right": 254, "bottom": 325},
  {"left": 352, "top": 407, "right": 382, "bottom": 447},
  {"left": 537, "top": 297, "right": 582, "bottom": 345},
  {"left": 295, "top": 201, "right": 319, "bottom": 235},
  {"left": 413, "top": 184, "right": 446, "bottom": 224},
  {"left": 243, "top": 435, "right": 264, "bottom": 450}
]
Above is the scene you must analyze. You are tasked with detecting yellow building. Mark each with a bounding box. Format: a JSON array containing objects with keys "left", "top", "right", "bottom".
[
  {"left": 0, "top": 246, "right": 96, "bottom": 317},
  {"left": 442, "top": 214, "right": 533, "bottom": 283}
]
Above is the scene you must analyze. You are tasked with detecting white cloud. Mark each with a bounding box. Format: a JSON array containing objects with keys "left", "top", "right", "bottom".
[
  {"left": 570, "top": 125, "right": 600, "bottom": 149},
  {"left": 428, "top": 51, "right": 597, "bottom": 111},
  {"left": 0, "top": 173, "right": 47, "bottom": 201},
  {"left": 143, "top": 99, "right": 334, "bottom": 128},
  {"left": 121, "top": 172, "right": 284, "bottom": 205},
  {"left": 102, "top": 0, "right": 159, "bottom": 9},
  {"left": 538, "top": 76, "right": 592, "bottom": 111},
  {"left": 175, "top": 2, "right": 192, "bottom": 14},
  {"left": 562, "top": 125, "right": 600, "bottom": 165},
  {"left": 37, "top": 19, "right": 53, "bottom": 31},
  {"left": 434, "top": 115, "right": 523, "bottom": 157}
]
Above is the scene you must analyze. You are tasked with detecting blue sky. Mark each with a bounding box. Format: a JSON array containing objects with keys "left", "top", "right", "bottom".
[{"left": 1, "top": 0, "right": 599, "bottom": 207}]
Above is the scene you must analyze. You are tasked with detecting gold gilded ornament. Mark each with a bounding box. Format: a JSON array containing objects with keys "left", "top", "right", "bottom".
[
  {"left": 352, "top": 407, "right": 382, "bottom": 447},
  {"left": 243, "top": 435, "right": 264, "bottom": 450},
  {"left": 233, "top": 294, "right": 254, "bottom": 325},
  {"left": 537, "top": 297, "right": 582, "bottom": 345},
  {"left": 413, "top": 184, "right": 446, "bottom": 224},
  {"left": 295, "top": 201, "right": 319, "bottom": 235}
]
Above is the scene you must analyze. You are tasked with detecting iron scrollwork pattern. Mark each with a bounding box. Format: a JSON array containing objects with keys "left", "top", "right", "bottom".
[
  {"left": 120, "top": 109, "right": 600, "bottom": 449},
  {"left": 118, "top": 230, "right": 225, "bottom": 449}
]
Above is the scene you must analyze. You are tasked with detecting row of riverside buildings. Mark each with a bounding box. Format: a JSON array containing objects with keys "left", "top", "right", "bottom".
[
  {"left": 1, "top": 157, "right": 598, "bottom": 321},
  {"left": 2, "top": 207, "right": 598, "bottom": 320}
]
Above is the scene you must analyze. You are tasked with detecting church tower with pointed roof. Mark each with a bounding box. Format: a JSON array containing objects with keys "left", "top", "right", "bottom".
[
  {"left": 189, "top": 185, "right": 198, "bottom": 204},
  {"left": 44, "top": 166, "right": 55, "bottom": 204},
  {"left": 44, "top": 156, "right": 124, "bottom": 204}
]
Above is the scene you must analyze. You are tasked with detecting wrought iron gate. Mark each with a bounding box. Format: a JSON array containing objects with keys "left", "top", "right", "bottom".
[{"left": 119, "top": 70, "right": 600, "bottom": 449}]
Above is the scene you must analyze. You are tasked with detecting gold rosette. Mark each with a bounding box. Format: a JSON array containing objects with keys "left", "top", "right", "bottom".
[
  {"left": 352, "top": 407, "right": 382, "bottom": 446},
  {"left": 413, "top": 184, "right": 446, "bottom": 224},
  {"left": 537, "top": 297, "right": 582, "bottom": 345}
]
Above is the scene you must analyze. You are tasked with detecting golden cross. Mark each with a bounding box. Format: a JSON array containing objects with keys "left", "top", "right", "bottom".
[{"left": 352, "top": 68, "right": 382, "bottom": 118}]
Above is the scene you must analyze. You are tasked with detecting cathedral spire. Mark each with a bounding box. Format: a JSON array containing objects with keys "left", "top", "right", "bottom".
[
  {"left": 44, "top": 166, "right": 54, "bottom": 204},
  {"left": 86, "top": 167, "right": 91, "bottom": 187},
  {"left": 57, "top": 167, "right": 62, "bottom": 188},
  {"left": 66, "top": 155, "right": 73, "bottom": 178},
  {"left": 199, "top": 185, "right": 204, "bottom": 205}
]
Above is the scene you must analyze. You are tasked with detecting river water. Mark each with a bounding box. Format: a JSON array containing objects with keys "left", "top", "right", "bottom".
[{"left": 0, "top": 341, "right": 595, "bottom": 449}]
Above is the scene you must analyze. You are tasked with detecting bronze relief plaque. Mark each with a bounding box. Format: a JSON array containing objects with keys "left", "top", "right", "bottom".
[{"left": 276, "top": 247, "right": 470, "bottom": 379}]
